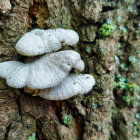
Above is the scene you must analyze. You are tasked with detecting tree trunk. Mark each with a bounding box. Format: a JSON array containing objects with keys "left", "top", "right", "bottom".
[{"left": 0, "top": 0, "right": 140, "bottom": 139}]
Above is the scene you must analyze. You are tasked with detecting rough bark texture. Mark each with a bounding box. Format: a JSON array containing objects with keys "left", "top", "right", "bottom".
[{"left": 0, "top": 0, "right": 140, "bottom": 140}]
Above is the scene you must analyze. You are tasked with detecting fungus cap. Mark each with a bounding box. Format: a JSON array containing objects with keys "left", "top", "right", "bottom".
[
  {"left": 39, "top": 74, "right": 95, "bottom": 100},
  {"left": 0, "top": 50, "right": 84, "bottom": 89},
  {"left": 15, "top": 32, "right": 45, "bottom": 56},
  {"left": 15, "top": 28, "right": 79, "bottom": 56},
  {"left": 48, "top": 28, "right": 79, "bottom": 45},
  {"left": 31, "top": 29, "right": 62, "bottom": 53}
]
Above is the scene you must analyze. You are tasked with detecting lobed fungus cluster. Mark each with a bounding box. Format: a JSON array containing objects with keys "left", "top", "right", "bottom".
[{"left": 0, "top": 28, "right": 95, "bottom": 100}]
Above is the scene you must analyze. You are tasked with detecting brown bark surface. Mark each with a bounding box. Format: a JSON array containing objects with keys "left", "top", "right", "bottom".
[{"left": 0, "top": 0, "right": 140, "bottom": 140}]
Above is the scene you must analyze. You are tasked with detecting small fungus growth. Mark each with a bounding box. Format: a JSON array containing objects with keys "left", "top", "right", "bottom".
[{"left": 0, "top": 28, "right": 95, "bottom": 100}]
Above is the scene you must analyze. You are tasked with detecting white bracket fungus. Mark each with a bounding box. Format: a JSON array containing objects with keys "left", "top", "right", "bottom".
[
  {"left": 0, "top": 50, "right": 84, "bottom": 89},
  {"left": 39, "top": 74, "right": 95, "bottom": 100},
  {"left": 0, "top": 28, "right": 96, "bottom": 100},
  {"left": 15, "top": 28, "right": 79, "bottom": 56}
]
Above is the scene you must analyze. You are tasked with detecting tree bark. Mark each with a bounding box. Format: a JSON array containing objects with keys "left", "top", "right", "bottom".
[{"left": 0, "top": 0, "right": 140, "bottom": 139}]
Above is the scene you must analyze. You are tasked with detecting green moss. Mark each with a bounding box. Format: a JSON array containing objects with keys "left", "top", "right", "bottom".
[
  {"left": 129, "top": 56, "right": 137, "bottom": 64},
  {"left": 132, "top": 121, "right": 139, "bottom": 136},
  {"left": 123, "top": 95, "right": 134, "bottom": 105},
  {"left": 114, "top": 75, "right": 127, "bottom": 90},
  {"left": 99, "top": 49, "right": 104, "bottom": 54},
  {"left": 99, "top": 19, "right": 116, "bottom": 37},
  {"left": 92, "top": 102, "right": 97, "bottom": 109},
  {"left": 117, "top": 16, "right": 122, "bottom": 22},
  {"left": 127, "top": 6, "right": 133, "bottom": 12},
  {"left": 111, "top": 108, "right": 118, "bottom": 114},
  {"left": 114, "top": 81, "right": 126, "bottom": 90},
  {"left": 133, "top": 121, "right": 138, "bottom": 127},
  {"left": 114, "top": 74, "right": 139, "bottom": 92},
  {"left": 106, "top": 18, "right": 113, "bottom": 24},
  {"left": 117, "top": 42, "right": 122, "bottom": 48},
  {"left": 119, "top": 26, "right": 127, "bottom": 33},
  {"left": 125, "top": 82, "right": 139, "bottom": 92},
  {"left": 136, "top": 50, "right": 140, "bottom": 54},
  {"left": 115, "top": 55, "right": 119, "bottom": 61},
  {"left": 135, "top": 113, "right": 140, "bottom": 120},
  {"left": 86, "top": 48, "right": 91, "bottom": 54},
  {"left": 135, "top": 30, "right": 140, "bottom": 34},
  {"left": 28, "top": 133, "right": 35, "bottom": 140},
  {"left": 119, "top": 63, "right": 128, "bottom": 71},
  {"left": 132, "top": 129, "right": 139, "bottom": 136},
  {"left": 62, "top": 114, "right": 71, "bottom": 126}
]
